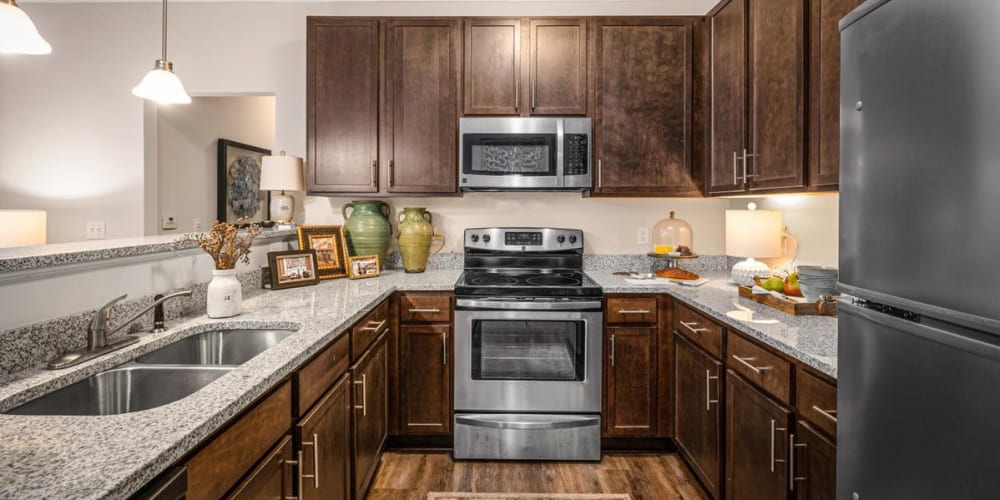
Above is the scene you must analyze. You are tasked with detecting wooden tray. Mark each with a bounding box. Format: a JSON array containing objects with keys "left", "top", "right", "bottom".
[{"left": 738, "top": 285, "right": 838, "bottom": 316}]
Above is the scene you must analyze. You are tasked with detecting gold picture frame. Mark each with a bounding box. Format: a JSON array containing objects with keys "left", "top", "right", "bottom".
[
  {"left": 296, "top": 225, "right": 349, "bottom": 280},
  {"left": 348, "top": 254, "right": 381, "bottom": 280}
]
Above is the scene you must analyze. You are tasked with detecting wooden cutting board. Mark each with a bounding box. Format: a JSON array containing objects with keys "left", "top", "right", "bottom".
[{"left": 738, "top": 285, "right": 838, "bottom": 316}]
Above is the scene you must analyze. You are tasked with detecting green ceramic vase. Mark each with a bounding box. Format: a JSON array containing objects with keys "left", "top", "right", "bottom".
[
  {"left": 397, "top": 208, "right": 433, "bottom": 273},
  {"left": 342, "top": 200, "right": 391, "bottom": 268}
]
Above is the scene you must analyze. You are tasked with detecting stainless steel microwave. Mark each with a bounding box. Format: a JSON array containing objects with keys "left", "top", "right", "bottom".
[{"left": 459, "top": 117, "right": 592, "bottom": 191}]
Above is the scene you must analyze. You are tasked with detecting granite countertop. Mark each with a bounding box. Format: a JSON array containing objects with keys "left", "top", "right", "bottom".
[
  {"left": 589, "top": 270, "right": 838, "bottom": 379},
  {"left": 0, "top": 269, "right": 461, "bottom": 500}
]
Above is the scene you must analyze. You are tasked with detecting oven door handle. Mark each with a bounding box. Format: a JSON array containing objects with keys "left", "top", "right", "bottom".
[
  {"left": 455, "top": 414, "right": 601, "bottom": 431},
  {"left": 456, "top": 298, "right": 603, "bottom": 311}
]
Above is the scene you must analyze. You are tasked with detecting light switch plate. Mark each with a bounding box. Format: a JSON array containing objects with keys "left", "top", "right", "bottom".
[
  {"left": 161, "top": 216, "right": 178, "bottom": 231},
  {"left": 636, "top": 226, "right": 650, "bottom": 245},
  {"left": 86, "top": 220, "right": 106, "bottom": 240},
  {"left": 192, "top": 218, "right": 203, "bottom": 232}
]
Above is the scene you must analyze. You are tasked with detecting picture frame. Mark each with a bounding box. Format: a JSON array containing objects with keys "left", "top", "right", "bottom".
[
  {"left": 218, "top": 139, "right": 271, "bottom": 226},
  {"left": 348, "top": 254, "right": 381, "bottom": 280},
  {"left": 267, "top": 250, "right": 320, "bottom": 290},
  {"left": 297, "top": 225, "right": 349, "bottom": 280}
]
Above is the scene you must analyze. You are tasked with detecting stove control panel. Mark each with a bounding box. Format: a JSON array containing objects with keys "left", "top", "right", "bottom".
[{"left": 465, "top": 228, "right": 584, "bottom": 252}]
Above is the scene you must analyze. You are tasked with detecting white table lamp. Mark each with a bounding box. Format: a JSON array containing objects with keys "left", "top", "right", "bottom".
[
  {"left": 726, "top": 205, "right": 783, "bottom": 286},
  {"left": 260, "top": 151, "right": 305, "bottom": 224},
  {"left": 0, "top": 210, "right": 47, "bottom": 248}
]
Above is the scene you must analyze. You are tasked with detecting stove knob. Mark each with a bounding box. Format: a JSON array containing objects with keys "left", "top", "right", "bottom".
[
  {"left": 569, "top": 235, "right": 578, "bottom": 244},
  {"left": 482, "top": 234, "right": 491, "bottom": 243},
  {"left": 470, "top": 234, "right": 479, "bottom": 243},
  {"left": 557, "top": 235, "right": 566, "bottom": 244}
]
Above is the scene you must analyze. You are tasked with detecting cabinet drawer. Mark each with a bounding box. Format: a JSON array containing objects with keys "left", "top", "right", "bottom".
[
  {"left": 186, "top": 382, "right": 292, "bottom": 500},
  {"left": 296, "top": 333, "right": 350, "bottom": 416},
  {"left": 606, "top": 297, "right": 658, "bottom": 324},
  {"left": 352, "top": 299, "right": 389, "bottom": 360},
  {"left": 399, "top": 293, "right": 452, "bottom": 323},
  {"left": 673, "top": 302, "right": 723, "bottom": 358},
  {"left": 797, "top": 369, "right": 838, "bottom": 438},
  {"left": 726, "top": 333, "right": 792, "bottom": 405}
]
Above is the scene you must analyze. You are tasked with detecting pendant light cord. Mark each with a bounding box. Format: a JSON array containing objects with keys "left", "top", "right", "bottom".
[{"left": 161, "top": 0, "right": 168, "bottom": 61}]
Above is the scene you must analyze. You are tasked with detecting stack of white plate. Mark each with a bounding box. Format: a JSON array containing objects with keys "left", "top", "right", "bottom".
[{"left": 797, "top": 266, "right": 839, "bottom": 301}]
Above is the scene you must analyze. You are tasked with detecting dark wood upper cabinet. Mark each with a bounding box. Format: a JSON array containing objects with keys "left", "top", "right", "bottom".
[
  {"left": 708, "top": 0, "right": 748, "bottom": 194},
  {"left": 464, "top": 19, "right": 521, "bottom": 115},
  {"left": 726, "top": 371, "right": 793, "bottom": 500},
  {"left": 605, "top": 326, "right": 658, "bottom": 436},
  {"left": 383, "top": 19, "right": 461, "bottom": 193},
  {"left": 808, "top": 0, "right": 864, "bottom": 190},
  {"left": 674, "top": 332, "right": 723, "bottom": 498},
  {"left": 528, "top": 19, "right": 588, "bottom": 115},
  {"left": 307, "top": 18, "right": 380, "bottom": 194},
  {"left": 793, "top": 421, "right": 836, "bottom": 500},
  {"left": 296, "top": 374, "right": 352, "bottom": 500},
  {"left": 352, "top": 335, "right": 389, "bottom": 499},
  {"left": 398, "top": 324, "right": 452, "bottom": 434},
  {"left": 592, "top": 18, "right": 698, "bottom": 196}
]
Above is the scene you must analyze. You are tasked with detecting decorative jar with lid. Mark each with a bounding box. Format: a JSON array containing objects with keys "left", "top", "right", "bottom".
[{"left": 652, "top": 211, "right": 694, "bottom": 255}]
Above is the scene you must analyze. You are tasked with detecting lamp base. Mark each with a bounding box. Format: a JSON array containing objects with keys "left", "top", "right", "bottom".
[
  {"left": 731, "top": 257, "right": 772, "bottom": 286},
  {"left": 270, "top": 192, "right": 294, "bottom": 223}
]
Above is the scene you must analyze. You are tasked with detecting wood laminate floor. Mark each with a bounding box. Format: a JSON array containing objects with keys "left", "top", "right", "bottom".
[{"left": 366, "top": 452, "right": 708, "bottom": 500}]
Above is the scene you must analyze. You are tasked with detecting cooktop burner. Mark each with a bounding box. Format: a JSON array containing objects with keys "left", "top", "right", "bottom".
[{"left": 456, "top": 269, "right": 601, "bottom": 297}]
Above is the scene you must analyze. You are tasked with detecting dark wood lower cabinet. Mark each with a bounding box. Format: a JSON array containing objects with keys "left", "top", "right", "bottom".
[
  {"left": 352, "top": 334, "right": 389, "bottom": 499},
  {"left": 398, "top": 324, "right": 452, "bottom": 434},
  {"left": 726, "top": 371, "right": 792, "bottom": 500},
  {"left": 225, "top": 436, "right": 293, "bottom": 500},
  {"left": 605, "top": 326, "right": 658, "bottom": 436},
  {"left": 674, "top": 332, "right": 723, "bottom": 498},
  {"left": 792, "top": 421, "right": 836, "bottom": 500},
  {"left": 297, "top": 374, "right": 352, "bottom": 500}
]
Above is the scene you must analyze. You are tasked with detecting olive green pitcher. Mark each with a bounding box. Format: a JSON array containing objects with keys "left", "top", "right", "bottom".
[
  {"left": 397, "top": 208, "right": 434, "bottom": 273},
  {"left": 342, "top": 200, "right": 391, "bottom": 268}
]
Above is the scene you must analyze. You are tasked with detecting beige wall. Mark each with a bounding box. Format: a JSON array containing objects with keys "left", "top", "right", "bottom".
[
  {"left": 153, "top": 96, "right": 276, "bottom": 234},
  {"left": 728, "top": 194, "right": 839, "bottom": 267}
]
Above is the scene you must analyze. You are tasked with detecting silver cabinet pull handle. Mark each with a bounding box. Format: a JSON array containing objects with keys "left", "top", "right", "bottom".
[
  {"left": 742, "top": 149, "right": 758, "bottom": 181},
  {"left": 705, "top": 369, "right": 719, "bottom": 411},
  {"left": 617, "top": 309, "right": 650, "bottom": 315},
  {"left": 789, "top": 434, "right": 808, "bottom": 491},
  {"left": 597, "top": 159, "right": 603, "bottom": 189},
  {"left": 388, "top": 160, "right": 395, "bottom": 188},
  {"left": 770, "top": 419, "right": 787, "bottom": 472},
  {"left": 289, "top": 450, "right": 305, "bottom": 500},
  {"left": 300, "top": 433, "right": 320, "bottom": 489},
  {"left": 812, "top": 405, "right": 838, "bottom": 423},
  {"left": 354, "top": 374, "right": 367, "bottom": 416},
  {"left": 442, "top": 331, "right": 448, "bottom": 366},
  {"left": 408, "top": 308, "right": 441, "bottom": 313},
  {"left": 680, "top": 321, "right": 708, "bottom": 334},
  {"left": 733, "top": 151, "right": 739, "bottom": 185},
  {"left": 360, "top": 319, "right": 387, "bottom": 332},
  {"left": 531, "top": 76, "right": 536, "bottom": 111},
  {"left": 732, "top": 354, "right": 772, "bottom": 374},
  {"left": 610, "top": 334, "right": 616, "bottom": 367},
  {"left": 281, "top": 457, "right": 299, "bottom": 500},
  {"left": 370, "top": 160, "right": 377, "bottom": 187},
  {"left": 514, "top": 71, "right": 519, "bottom": 113}
]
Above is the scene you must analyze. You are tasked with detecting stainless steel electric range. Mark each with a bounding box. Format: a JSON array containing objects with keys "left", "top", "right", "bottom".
[{"left": 453, "top": 227, "right": 602, "bottom": 461}]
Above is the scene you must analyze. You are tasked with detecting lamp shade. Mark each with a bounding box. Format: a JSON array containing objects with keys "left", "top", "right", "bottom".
[
  {"left": 0, "top": 1, "right": 51, "bottom": 55},
  {"left": 0, "top": 210, "right": 47, "bottom": 248},
  {"left": 132, "top": 62, "right": 192, "bottom": 105},
  {"left": 725, "top": 209, "right": 782, "bottom": 258},
  {"left": 260, "top": 153, "right": 305, "bottom": 191}
]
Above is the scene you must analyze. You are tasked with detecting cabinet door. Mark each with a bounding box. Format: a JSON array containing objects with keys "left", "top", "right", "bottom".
[
  {"left": 528, "top": 18, "right": 588, "bottom": 115},
  {"left": 464, "top": 18, "right": 521, "bottom": 115},
  {"left": 593, "top": 18, "right": 697, "bottom": 196},
  {"left": 399, "top": 324, "right": 452, "bottom": 434},
  {"left": 351, "top": 335, "right": 388, "bottom": 499},
  {"left": 307, "top": 18, "right": 379, "bottom": 193},
  {"left": 383, "top": 19, "right": 461, "bottom": 193},
  {"left": 793, "top": 421, "right": 836, "bottom": 500},
  {"left": 726, "top": 371, "right": 792, "bottom": 500},
  {"left": 296, "top": 374, "right": 351, "bottom": 500},
  {"left": 225, "top": 436, "right": 293, "bottom": 500},
  {"left": 746, "top": 0, "right": 807, "bottom": 191},
  {"left": 605, "top": 326, "right": 657, "bottom": 436},
  {"left": 674, "top": 333, "right": 723, "bottom": 498},
  {"left": 808, "top": 0, "right": 864, "bottom": 189},
  {"left": 708, "top": 0, "right": 748, "bottom": 194}
]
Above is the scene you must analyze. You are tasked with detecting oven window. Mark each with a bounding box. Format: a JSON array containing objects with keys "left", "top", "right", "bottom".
[
  {"left": 463, "top": 134, "right": 557, "bottom": 176},
  {"left": 471, "top": 320, "right": 585, "bottom": 381}
]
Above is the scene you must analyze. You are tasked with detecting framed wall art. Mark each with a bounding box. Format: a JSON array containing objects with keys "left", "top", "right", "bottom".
[
  {"left": 297, "top": 225, "right": 349, "bottom": 279},
  {"left": 218, "top": 139, "right": 271, "bottom": 226},
  {"left": 267, "top": 249, "right": 320, "bottom": 290},
  {"left": 348, "top": 254, "right": 381, "bottom": 280}
]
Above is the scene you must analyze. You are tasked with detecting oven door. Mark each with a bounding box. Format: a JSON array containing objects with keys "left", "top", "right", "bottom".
[{"left": 454, "top": 298, "right": 602, "bottom": 413}]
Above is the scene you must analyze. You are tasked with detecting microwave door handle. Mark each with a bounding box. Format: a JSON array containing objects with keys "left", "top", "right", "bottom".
[{"left": 556, "top": 119, "right": 565, "bottom": 188}]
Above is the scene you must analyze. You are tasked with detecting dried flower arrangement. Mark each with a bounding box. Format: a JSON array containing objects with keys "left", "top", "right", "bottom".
[{"left": 178, "top": 219, "right": 262, "bottom": 270}]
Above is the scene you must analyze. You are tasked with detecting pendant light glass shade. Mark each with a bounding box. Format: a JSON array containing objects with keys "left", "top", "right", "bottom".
[
  {"left": 0, "top": 0, "right": 52, "bottom": 55},
  {"left": 133, "top": 0, "right": 190, "bottom": 104}
]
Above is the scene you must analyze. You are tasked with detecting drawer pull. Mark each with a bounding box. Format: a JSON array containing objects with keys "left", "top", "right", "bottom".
[
  {"left": 680, "top": 320, "right": 708, "bottom": 334},
  {"left": 354, "top": 374, "right": 367, "bottom": 416},
  {"left": 360, "top": 319, "right": 387, "bottom": 332},
  {"left": 301, "top": 433, "right": 319, "bottom": 489},
  {"left": 770, "top": 419, "right": 787, "bottom": 472},
  {"left": 705, "top": 369, "right": 719, "bottom": 411},
  {"left": 286, "top": 451, "right": 305, "bottom": 499},
  {"left": 617, "top": 309, "right": 651, "bottom": 314},
  {"left": 409, "top": 308, "right": 442, "bottom": 313},
  {"left": 610, "top": 334, "right": 616, "bottom": 367},
  {"left": 812, "top": 405, "right": 838, "bottom": 423},
  {"left": 789, "top": 434, "right": 808, "bottom": 491},
  {"left": 442, "top": 331, "right": 448, "bottom": 366},
  {"left": 732, "top": 354, "right": 772, "bottom": 374}
]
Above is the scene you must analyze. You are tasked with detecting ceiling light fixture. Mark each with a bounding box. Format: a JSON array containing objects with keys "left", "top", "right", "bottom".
[
  {"left": 132, "top": 0, "right": 190, "bottom": 104},
  {"left": 0, "top": 0, "right": 52, "bottom": 55}
]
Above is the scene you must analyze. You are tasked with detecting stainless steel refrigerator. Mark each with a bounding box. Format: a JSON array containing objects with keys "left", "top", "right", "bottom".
[{"left": 839, "top": 0, "right": 1000, "bottom": 498}]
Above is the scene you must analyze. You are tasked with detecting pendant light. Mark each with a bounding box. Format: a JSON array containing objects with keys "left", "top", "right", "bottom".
[
  {"left": 0, "top": 0, "right": 52, "bottom": 55},
  {"left": 132, "top": 0, "right": 190, "bottom": 104}
]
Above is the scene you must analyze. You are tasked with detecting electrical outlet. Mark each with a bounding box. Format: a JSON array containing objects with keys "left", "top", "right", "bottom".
[
  {"left": 193, "top": 218, "right": 203, "bottom": 231},
  {"left": 636, "top": 226, "right": 650, "bottom": 245},
  {"left": 86, "top": 220, "right": 106, "bottom": 240},
  {"left": 161, "top": 216, "right": 177, "bottom": 231}
]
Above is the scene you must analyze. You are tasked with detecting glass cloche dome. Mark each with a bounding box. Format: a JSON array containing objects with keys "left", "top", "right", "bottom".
[{"left": 652, "top": 211, "right": 694, "bottom": 255}]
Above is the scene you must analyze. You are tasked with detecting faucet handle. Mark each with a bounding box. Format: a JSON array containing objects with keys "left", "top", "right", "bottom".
[{"left": 89, "top": 294, "right": 127, "bottom": 330}]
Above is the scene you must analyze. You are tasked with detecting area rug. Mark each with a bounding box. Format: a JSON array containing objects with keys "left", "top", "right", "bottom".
[{"left": 428, "top": 494, "right": 631, "bottom": 500}]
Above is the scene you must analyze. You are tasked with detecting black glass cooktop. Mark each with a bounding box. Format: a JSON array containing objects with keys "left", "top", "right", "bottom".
[{"left": 455, "top": 269, "right": 602, "bottom": 297}]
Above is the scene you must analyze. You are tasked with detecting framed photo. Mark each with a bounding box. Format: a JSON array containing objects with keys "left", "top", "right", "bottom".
[
  {"left": 267, "top": 250, "right": 320, "bottom": 290},
  {"left": 297, "top": 225, "right": 349, "bottom": 280},
  {"left": 218, "top": 139, "right": 271, "bottom": 226},
  {"left": 348, "top": 254, "right": 381, "bottom": 280}
]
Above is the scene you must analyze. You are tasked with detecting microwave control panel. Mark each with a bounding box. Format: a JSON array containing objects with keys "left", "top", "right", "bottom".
[{"left": 565, "top": 134, "right": 589, "bottom": 175}]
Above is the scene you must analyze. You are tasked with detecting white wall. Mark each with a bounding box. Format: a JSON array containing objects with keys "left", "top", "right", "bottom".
[{"left": 154, "top": 95, "right": 276, "bottom": 234}]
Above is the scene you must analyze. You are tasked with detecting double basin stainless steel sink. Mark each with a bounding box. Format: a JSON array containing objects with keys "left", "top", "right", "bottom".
[{"left": 6, "top": 328, "right": 296, "bottom": 416}]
